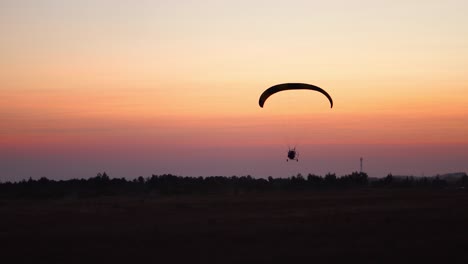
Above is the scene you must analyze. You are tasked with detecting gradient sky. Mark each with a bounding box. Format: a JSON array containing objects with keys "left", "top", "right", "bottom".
[{"left": 1, "top": 0, "right": 468, "bottom": 181}]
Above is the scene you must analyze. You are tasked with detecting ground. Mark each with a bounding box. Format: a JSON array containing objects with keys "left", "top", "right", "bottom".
[{"left": 1, "top": 189, "right": 467, "bottom": 263}]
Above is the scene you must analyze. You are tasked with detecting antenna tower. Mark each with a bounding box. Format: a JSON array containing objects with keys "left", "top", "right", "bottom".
[{"left": 360, "top": 157, "right": 363, "bottom": 173}]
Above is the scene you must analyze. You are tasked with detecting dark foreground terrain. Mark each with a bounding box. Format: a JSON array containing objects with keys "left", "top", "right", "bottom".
[{"left": 1, "top": 189, "right": 467, "bottom": 263}]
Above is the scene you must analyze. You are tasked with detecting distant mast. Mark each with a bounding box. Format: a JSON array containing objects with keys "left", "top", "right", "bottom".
[{"left": 360, "top": 157, "right": 363, "bottom": 173}]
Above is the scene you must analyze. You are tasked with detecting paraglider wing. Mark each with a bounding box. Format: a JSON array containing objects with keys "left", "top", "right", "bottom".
[{"left": 258, "top": 83, "right": 333, "bottom": 108}]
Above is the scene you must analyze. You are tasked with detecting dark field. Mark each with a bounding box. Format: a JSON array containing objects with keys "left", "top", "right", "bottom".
[{"left": 1, "top": 189, "right": 468, "bottom": 263}]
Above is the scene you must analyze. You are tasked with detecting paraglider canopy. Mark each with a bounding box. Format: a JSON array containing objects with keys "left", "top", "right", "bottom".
[{"left": 259, "top": 83, "right": 333, "bottom": 108}]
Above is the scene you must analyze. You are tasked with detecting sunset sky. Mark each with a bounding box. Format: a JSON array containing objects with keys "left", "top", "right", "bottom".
[{"left": 1, "top": 0, "right": 468, "bottom": 181}]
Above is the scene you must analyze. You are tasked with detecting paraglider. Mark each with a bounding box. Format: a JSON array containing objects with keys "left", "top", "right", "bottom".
[
  {"left": 258, "top": 83, "right": 333, "bottom": 162},
  {"left": 258, "top": 83, "right": 333, "bottom": 108},
  {"left": 287, "top": 147, "right": 298, "bottom": 162}
]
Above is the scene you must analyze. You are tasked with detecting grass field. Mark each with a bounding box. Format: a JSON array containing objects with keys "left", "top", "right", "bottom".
[{"left": 1, "top": 189, "right": 467, "bottom": 263}]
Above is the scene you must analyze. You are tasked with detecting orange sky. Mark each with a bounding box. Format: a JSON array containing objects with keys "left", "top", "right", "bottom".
[{"left": 1, "top": 1, "right": 468, "bottom": 180}]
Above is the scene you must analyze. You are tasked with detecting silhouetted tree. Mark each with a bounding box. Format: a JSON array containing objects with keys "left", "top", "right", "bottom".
[
  {"left": 384, "top": 174, "right": 393, "bottom": 185},
  {"left": 307, "top": 174, "right": 323, "bottom": 188},
  {"left": 458, "top": 174, "right": 468, "bottom": 187},
  {"left": 1, "top": 170, "right": 466, "bottom": 199},
  {"left": 324, "top": 173, "right": 337, "bottom": 187}
]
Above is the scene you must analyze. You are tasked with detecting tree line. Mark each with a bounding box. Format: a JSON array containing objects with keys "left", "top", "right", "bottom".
[{"left": 0, "top": 172, "right": 466, "bottom": 199}]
